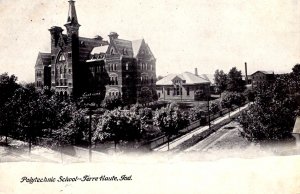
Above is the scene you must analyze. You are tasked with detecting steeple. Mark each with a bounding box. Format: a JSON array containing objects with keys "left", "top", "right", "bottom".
[
  {"left": 66, "top": 0, "right": 79, "bottom": 26},
  {"left": 64, "top": 0, "right": 80, "bottom": 37}
]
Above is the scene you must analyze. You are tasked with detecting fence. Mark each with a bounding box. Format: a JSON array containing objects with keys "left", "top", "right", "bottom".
[{"left": 142, "top": 103, "right": 246, "bottom": 150}]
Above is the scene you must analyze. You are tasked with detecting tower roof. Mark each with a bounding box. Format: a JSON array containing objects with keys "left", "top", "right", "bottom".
[{"left": 65, "top": 0, "right": 80, "bottom": 26}]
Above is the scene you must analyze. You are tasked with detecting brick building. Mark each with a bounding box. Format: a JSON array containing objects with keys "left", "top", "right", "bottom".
[
  {"left": 34, "top": 0, "right": 156, "bottom": 103},
  {"left": 251, "top": 71, "right": 275, "bottom": 89},
  {"left": 156, "top": 71, "right": 210, "bottom": 101}
]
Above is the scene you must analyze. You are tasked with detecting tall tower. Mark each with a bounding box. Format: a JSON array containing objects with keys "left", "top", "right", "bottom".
[
  {"left": 64, "top": 0, "right": 80, "bottom": 37},
  {"left": 64, "top": 0, "right": 81, "bottom": 97}
]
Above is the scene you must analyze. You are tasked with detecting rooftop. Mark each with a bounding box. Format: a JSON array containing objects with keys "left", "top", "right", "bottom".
[{"left": 157, "top": 72, "right": 210, "bottom": 85}]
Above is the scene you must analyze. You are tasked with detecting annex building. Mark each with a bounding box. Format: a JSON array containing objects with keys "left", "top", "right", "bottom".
[
  {"left": 35, "top": 0, "right": 156, "bottom": 104},
  {"left": 156, "top": 70, "right": 210, "bottom": 101}
]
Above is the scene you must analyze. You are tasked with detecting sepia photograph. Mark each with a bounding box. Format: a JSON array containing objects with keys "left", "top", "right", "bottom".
[{"left": 0, "top": 0, "right": 300, "bottom": 193}]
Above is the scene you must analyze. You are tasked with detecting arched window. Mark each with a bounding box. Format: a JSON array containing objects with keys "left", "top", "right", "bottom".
[{"left": 58, "top": 54, "right": 66, "bottom": 61}]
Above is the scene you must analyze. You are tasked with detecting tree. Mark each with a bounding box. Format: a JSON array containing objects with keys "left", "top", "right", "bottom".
[
  {"left": 239, "top": 76, "right": 297, "bottom": 141},
  {"left": 0, "top": 73, "right": 20, "bottom": 142},
  {"left": 214, "top": 69, "right": 227, "bottom": 94},
  {"left": 0, "top": 73, "right": 20, "bottom": 107},
  {"left": 138, "top": 89, "right": 153, "bottom": 105},
  {"left": 290, "top": 64, "right": 300, "bottom": 94},
  {"left": 226, "top": 67, "right": 245, "bottom": 92},
  {"left": 94, "top": 108, "right": 143, "bottom": 151},
  {"left": 220, "top": 92, "right": 235, "bottom": 117},
  {"left": 153, "top": 104, "right": 189, "bottom": 150},
  {"left": 244, "top": 89, "right": 256, "bottom": 102},
  {"left": 209, "top": 102, "right": 220, "bottom": 115},
  {"left": 101, "top": 96, "right": 123, "bottom": 110}
]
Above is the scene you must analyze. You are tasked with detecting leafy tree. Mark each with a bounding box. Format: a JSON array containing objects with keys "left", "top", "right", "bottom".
[
  {"left": 289, "top": 64, "right": 300, "bottom": 94},
  {"left": 138, "top": 89, "right": 153, "bottom": 105},
  {"left": 239, "top": 76, "right": 297, "bottom": 141},
  {"left": 94, "top": 108, "right": 143, "bottom": 150},
  {"left": 244, "top": 89, "right": 256, "bottom": 102},
  {"left": 227, "top": 67, "right": 245, "bottom": 92},
  {"left": 0, "top": 73, "right": 20, "bottom": 142},
  {"left": 153, "top": 104, "right": 189, "bottom": 150},
  {"left": 101, "top": 96, "right": 123, "bottom": 110},
  {"left": 0, "top": 73, "right": 20, "bottom": 107},
  {"left": 214, "top": 69, "right": 227, "bottom": 94},
  {"left": 209, "top": 101, "right": 220, "bottom": 115}
]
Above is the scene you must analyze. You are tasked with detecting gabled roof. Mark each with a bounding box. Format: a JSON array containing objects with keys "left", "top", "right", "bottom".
[
  {"left": 201, "top": 74, "right": 215, "bottom": 84},
  {"left": 251, "top": 70, "right": 274, "bottom": 75},
  {"left": 157, "top": 72, "right": 210, "bottom": 86},
  {"left": 114, "top": 39, "right": 134, "bottom": 57},
  {"left": 35, "top": 52, "right": 51, "bottom": 67},
  {"left": 131, "top": 39, "right": 143, "bottom": 57}
]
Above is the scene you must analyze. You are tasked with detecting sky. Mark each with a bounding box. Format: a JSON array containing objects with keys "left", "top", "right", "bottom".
[{"left": 0, "top": 0, "right": 299, "bottom": 82}]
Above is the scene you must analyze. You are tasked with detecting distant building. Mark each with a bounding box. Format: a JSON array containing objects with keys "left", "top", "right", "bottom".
[
  {"left": 34, "top": 0, "right": 156, "bottom": 104},
  {"left": 251, "top": 71, "right": 275, "bottom": 88},
  {"left": 156, "top": 71, "right": 210, "bottom": 101}
]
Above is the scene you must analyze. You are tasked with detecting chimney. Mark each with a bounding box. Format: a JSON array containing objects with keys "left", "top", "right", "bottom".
[
  {"left": 49, "top": 26, "right": 63, "bottom": 47},
  {"left": 245, "top": 62, "right": 248, "bottom": 84},
  {"left": 195, "top": 68, "right": 198, "bottom": 76},
  {"left": 108, "top": 32, "right": 119, "bottom": 42}
]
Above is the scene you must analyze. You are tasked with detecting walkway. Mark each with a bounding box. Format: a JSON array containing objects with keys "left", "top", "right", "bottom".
[{"left": 153, "top": 103, "right": 249, "bottom": 151}]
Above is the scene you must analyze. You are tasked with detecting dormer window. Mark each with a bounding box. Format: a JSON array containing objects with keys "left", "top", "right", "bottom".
[{"left": 110, "top": 48, "right": 114, "bottom": 55}]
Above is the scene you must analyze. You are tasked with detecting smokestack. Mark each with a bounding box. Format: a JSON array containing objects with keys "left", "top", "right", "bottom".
[
  {"left": 245, "top": 62, "right": 248, "bottom": 84},
  {"left": 195, "top": 68, "right": 198, "bottom": 76}
]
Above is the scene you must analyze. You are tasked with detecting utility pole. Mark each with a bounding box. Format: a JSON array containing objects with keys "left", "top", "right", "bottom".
[
  {"left": 88, "top": 109, "right": 92, "bottom": 162},
  {"left": 207, "top": 95, "right": 211, "bottom": 130}
]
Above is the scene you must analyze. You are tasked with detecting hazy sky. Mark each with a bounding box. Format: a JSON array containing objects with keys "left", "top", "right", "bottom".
[{"left": 0, "top": 0, "right": 299, "bottom": 82}]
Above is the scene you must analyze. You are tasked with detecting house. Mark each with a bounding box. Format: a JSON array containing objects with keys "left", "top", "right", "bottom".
[
  {"left": 251, "top": 71, "right": 275, "bottom": 89},
  {"left": 156, "top": 71, "right": 210, "bottom": 101},
  {"left": 34, "top": 0, "right": 156, "bottom": 104}
]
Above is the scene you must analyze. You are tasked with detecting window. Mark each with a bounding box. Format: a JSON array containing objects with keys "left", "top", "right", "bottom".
[
  {"left": 176, "top": 86, "right": 180, "bottom": 95},
  {"left": 58, "top": 54, "right": 66, "bottom": 61},
  {"left": 68, "top": 52, "right": 72, "bottom": 58},
  {"left": 110, "top": 48, "right": 114, "bottom": 55},
  {"left": 167, "top": 88, "right": 170, "bottom": 95},
  {"left": 69, "top": 69, "right": 71, "bottom": 74},
  {"left": 51, "top": 55, "right": 55, "bottom": 60},
  {"left": 126, "top": 63, "right": 129, "bottom": 70},
  {"left": 145, "top": 63, "right": 148, "bottom": 70},
  {"left": 187, "top": 87, "right": 190, "bottom": 96}
]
